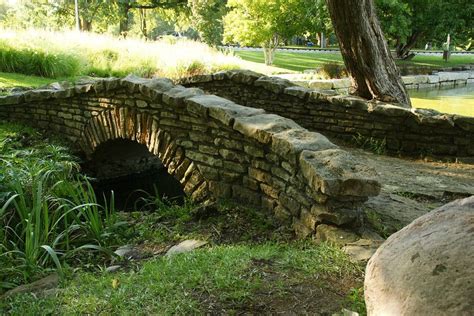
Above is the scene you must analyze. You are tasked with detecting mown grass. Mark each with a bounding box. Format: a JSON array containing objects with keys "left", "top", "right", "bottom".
[
  {"left": 2, "top": 235, "right": 363, "bottom": 314},
  {"left": 0, "top": 72, "right": 59, "bottom": 90},
  {"left": 235, "top": 50, "right": 474, "bottom": 72}
]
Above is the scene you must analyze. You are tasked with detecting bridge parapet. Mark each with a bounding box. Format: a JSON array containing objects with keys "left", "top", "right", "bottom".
[
  {"left": 0, "top": 75, "right": 380, "bottom": 238},
  {"left": 181, "top": 70, "right": 474, "bottom": 162}
]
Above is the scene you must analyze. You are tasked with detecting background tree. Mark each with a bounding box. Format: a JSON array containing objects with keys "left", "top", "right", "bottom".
[
  {"left": 223, "top": 0, "right": 317, "bottom": 65},
  {"left": 187, "top": 0, "right": 227, "bottom": 46},
  {"left": 326, "top": 0, "right": 411, "bottom": 107},
  {"left": 376, "top": 0, "right": 474, "bottom": 58}
]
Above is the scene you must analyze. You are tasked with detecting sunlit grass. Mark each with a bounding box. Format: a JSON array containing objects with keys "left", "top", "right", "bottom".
[
  {"left": 0, "top": 29, "right": 243, "bottom": 79},
  {"left": 235, "top": 51, "right": 474, "bottom": 72},
  {"left": 0, "top": 72, "right": 60, "bottom": 90}
]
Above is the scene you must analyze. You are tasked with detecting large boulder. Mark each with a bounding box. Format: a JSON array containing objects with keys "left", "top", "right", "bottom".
[{"left": 365, "top": 196, "right": 474, "bottom": 315}]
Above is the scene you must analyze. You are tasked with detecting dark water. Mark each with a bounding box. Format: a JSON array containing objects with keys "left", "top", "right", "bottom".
[
  {"left": 91, "top": 167, "right": 185, "bottom": 211},
  {"left": 81, "top": 139, "right": 185, "bottom": 211}
]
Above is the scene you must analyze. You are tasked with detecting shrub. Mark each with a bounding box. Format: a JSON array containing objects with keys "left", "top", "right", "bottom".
[{"left": 318, "top": 63, "right": 347, "bottom": 79}]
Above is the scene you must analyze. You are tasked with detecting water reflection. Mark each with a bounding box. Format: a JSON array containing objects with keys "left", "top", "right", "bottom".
[{"left": 410, "top": 84, "right": 474, "bottom": 117}]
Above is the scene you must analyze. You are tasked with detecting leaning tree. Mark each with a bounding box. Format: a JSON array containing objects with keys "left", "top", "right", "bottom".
[{"left": 326, "top": 0, "right": 411, "bottom": 108}]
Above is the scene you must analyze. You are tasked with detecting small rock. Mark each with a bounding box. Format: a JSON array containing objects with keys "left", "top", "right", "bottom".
[
  {"left": 342, "top": 239, "right": 384, "bottom": 262},
  {"left": 166, "top": 240, "right": 208, "bottom": 256},
  {"left": 315, "top": 224, "right": 359, "bottom": 246},
  {"left": 0, "top": 273, "right": 59, "bottom": 299},
  {"left": 105, "top": 265, "right": 122, "bottom": 273},
  {"left": 114, "top": 245, "right": 134, "bottom": 257}
]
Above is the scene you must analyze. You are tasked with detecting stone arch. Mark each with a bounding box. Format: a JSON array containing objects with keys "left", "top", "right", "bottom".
[{"left": 80, "top": 107, "right": 211, "bottom": 204}]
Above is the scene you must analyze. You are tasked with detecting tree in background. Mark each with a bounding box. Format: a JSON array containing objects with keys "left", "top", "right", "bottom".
[
  {"left": 326, "top": 0, "right": 411, "bottom": 107},
  {"left": 187, "top": 0, "right": 227, "bottom": 46},
  {"left": 376, "top": 0, "right": 474, "bottom": 58},
  {"left": 223, "top": 0, "right": 320, "bottom": 65}
]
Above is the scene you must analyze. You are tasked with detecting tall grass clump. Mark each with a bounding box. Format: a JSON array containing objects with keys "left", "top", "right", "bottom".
[
  {"left": 0, "top": 123, "right": 122, "bottom": 292},
  {"left": 0, "top": 40, "right": 81, "bottom": 78},
  {"left": 0, "top": 29, "right": 241, "bottom": 80}
]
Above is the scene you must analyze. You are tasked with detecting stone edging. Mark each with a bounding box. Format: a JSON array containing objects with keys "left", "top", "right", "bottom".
[{"left": 272, "top": 66, "right": 474, "bottom": 93}]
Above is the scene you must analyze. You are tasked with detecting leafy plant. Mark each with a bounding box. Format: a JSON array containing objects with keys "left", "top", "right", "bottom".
[{"left": 352, "top": 133, "right": 387, "bottom": 155}]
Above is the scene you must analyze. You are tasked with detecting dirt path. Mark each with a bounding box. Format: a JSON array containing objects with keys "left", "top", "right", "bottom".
[{"left": 347, "top": 148, "right": 474, "bottom": 235}]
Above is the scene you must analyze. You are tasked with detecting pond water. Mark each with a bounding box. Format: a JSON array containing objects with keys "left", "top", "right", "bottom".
[{"left": 410, "top": 84, "right": 474, "bottom": 117}]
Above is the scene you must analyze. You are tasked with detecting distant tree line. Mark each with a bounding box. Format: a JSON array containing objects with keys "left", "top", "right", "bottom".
[{"left": 0, "top": 0, "right": 472, "bottom": 62}]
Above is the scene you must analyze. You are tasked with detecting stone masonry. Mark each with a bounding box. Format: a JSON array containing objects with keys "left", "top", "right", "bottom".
[
  {"left": 182, "top": 70, "right": 474, "bottom": 161},
  {"left": 0, "top": 75, "right": 380, "bottom": 238}
]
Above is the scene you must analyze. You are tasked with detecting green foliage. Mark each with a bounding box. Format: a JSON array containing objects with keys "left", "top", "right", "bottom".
[
  {"left": 1, "top": 242, "right": 362, "bottom": 314},
  {"left": 376, "top": 0, "right": 474, "bottom": 50},
  {"left": 223, "top": 0, "right": 325, "bottom": 65},
  {"left": 0, "top": 122, "right": 121, "bottom": 292},
  {"left": 352, "top": 133, "right": 387, "bottom": 155},
  {"left": 0, "top": 30, "right": 241, "bottom": 80},
  {"left": 188, "top": 0, "right": 227, "bottom": 46},
  {"left": 319, "top": 63, "right": 347, "bottom": 79},
  {"left": 0, "top": 41, "right": 81, "bottom": 78},
  {"left": 346, "top": 287, "right": 367, "bottom": 316}
]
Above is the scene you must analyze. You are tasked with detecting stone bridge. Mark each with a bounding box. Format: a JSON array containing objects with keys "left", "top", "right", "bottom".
[{"left": 1, "top": 74, "right": 382, "bottom": 238}]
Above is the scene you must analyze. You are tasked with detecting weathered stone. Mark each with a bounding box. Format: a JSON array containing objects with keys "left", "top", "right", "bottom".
[
  {"left": 299, "top": 149, "right": 381, "bottom": 197},
  {"left": 271, "top": 129, "right": 338, "bottom": 163},
  {"left": 365, "top": 197, "right": 474, "bottom": 316},
  {"left": 342, "top": 239, "right": 384, "bottom": 262},
  {"left": 315, "top": 224, "right": 359, "bottom": 246},
  {"left": 166, "top": 240, "right": 207, "bottom": 256},
  {"left": 311, "top": 204, "right": 359, "bottom": 226},
  {"left": 234, "top": 114, "right": 304, "bottom": 144},
  {"left": 227, "top": 69, "right": 262, "bottom": 84},
  {"left": 186, "top": 95, "right": 264, "bottom": 126},
  {"left": 308, "top": 80, "right": 334, "bottom": 90},
  {"left": 254, "top": 76, "right": 294, "bottom": 94},
  {"left": 0, "top": 273, "right": 59, "bottom": 299},
  {"left": 332, "top": 78, "right": 351, "bottom": 89},
  {"left": 283, "top": 86, "right": 310, "bottom": 99}
]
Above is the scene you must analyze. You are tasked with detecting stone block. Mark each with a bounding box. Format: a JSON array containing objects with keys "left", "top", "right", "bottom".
[
  {"left": 186, "top": 95, "right": 264, "bottom": 126},
  {"left": 254, "top": 76, "right": 294, "bottom": 94},
  {"left": 332, "top": 78, "right": 351, "bottom": 89},
  {"left": 299, "top": 149, "right": 380, "bottom": 197},
  {"left": 283, "top": 86, "right": 310, "bottom": 99},
  {"left": 271, "top": 128, "right": 338, "bottom": 163},
  {"left": 233, "top": 114, "right": 304, "bottom": 144},
  {"left": 308, "top": 80, "right": 334, "bottom": 90},
  {"left": 315, "top": 224, "right": 359, "bottom": 246}
]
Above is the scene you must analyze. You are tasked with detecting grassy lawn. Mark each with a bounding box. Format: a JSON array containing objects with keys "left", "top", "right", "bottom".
[
  {"left": 0, "top": 72, "right": 59, "bottom": 90},
  {"left": 235, "top": 50, "right": 474, "bottom": 72}
]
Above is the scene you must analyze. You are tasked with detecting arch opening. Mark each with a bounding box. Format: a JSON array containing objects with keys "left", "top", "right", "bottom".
[{"left": 81, "top": 139, "right": 185, "bottom": 210}]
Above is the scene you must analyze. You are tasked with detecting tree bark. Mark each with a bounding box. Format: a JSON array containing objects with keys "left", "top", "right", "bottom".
[
  {"left": 326, "top": 0, "right": 411, "bottom": 108},
  {"left": 396, "top": 31, "right": 422, "bottom": 59}
]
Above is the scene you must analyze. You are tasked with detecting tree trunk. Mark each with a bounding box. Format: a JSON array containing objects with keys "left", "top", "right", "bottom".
[
  {"left": 81, "top": 19, "right": 92, "bottom": 32},
  {"left": 119, "top": 3, "right": 130, "bottom": 37},
  {"left": 396, "top": 31, "right": 422, "bottom": 59},
  {"left": 262, "top": 34, "right": 279, "bottom": 66},
  {"left": 326, "top": 0, "right": 411, "bottom": 108}
]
